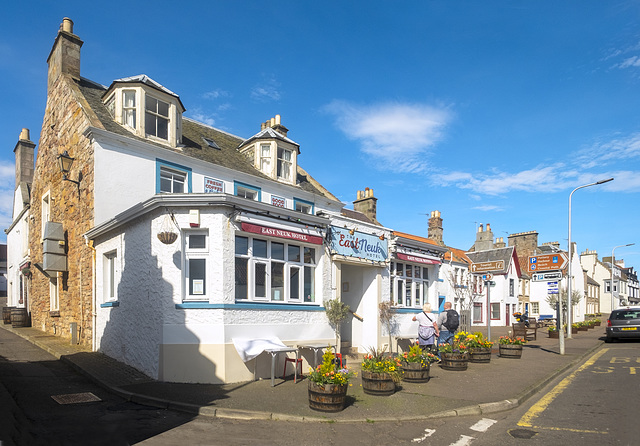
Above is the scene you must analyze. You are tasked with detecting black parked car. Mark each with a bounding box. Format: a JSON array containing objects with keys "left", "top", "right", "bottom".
[{"left": 605, "top": 307, "right": 640, "bottom": 342}]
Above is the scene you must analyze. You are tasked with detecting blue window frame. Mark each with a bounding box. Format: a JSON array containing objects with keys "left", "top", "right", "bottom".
[
  {"left": 234, "top": 181, "right": 261, "bottom": 201},
  {"left": 156, "top": 159, "right": 192, "bottom": 193},
  {"left": 294, "top": 198, "right": 314, "bottom": 214}
]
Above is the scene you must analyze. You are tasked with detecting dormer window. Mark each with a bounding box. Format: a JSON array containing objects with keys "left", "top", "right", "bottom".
[
  {"left": 145, "top": 95, "right": 169, "bottom": 139},
  {"left": 277, "top": 147, "right": 292, "bottom": 181},
  {"left": 237, "top": 115, "right": 300, "bottom": 185},
  {"left": 102, "top": 76, "right": 185, "bottom": 148}
]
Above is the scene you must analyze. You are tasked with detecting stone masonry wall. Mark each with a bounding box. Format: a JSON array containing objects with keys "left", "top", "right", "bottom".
[{"left": 29, "top": 73, "right": 95, "bottom": 346}]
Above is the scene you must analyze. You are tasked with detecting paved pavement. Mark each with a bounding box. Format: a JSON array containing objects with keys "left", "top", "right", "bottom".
[{"left": 0, "top": 322, "right": 605, "bottom": 423}]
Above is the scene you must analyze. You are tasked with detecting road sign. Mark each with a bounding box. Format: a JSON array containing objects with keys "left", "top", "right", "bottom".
[
  {"left": 482, "top": 273, "right": 493, "bottom": 281},
  {"left": 471, "top": 260, "right": 504, "bottom": 274},
  {"left": 532, "top": 272, "right": 563, "bottom": 282},
  {"left": 547, "top": 281, "right": 559, "bottom": 294},
  {"left": 527, "top": 252, "right": 568, "bottom": 273}
]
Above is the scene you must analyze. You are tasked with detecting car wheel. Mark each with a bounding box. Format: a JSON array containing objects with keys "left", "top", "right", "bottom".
[{"left": 605, "top": 336, "right": 614, "bottom": 343}]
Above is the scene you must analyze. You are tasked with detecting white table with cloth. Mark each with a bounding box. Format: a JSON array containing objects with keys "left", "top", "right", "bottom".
[{"left": 233, "top": 337, "right": 299, "bottom": 386}]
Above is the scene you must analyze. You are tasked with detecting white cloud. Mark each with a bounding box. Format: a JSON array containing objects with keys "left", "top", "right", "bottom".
[
  {"left": 251, "top": 76, "right": 281, "bottom": 102},
  {"left": 323, "top": 100, "right": 452, "bottom": 173},
  {"left": 202, "top": 89, "right": 230, "bottom": 100},
  {"left": 575, "top": 133, "right": 640, "bottom": 168},
  {"left": 618, "top": 56, "right": 640, "bottom": 69},
  {"left": 473, "top": 205, "right": 504, "bottom": 212},
  {"left": 187, "top": 108, "right": 216, "bottom": 127}
]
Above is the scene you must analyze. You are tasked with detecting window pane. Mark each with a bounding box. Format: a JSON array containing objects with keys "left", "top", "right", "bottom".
[
  {"left": 290, "top": 266, "right": 300, "bottom": 300},
  {"left": 145, "top": 112, "right": 155, "bottom": 134},
  {"left": 235, "top": 258, "right": 248, "bottom": 299},
  {"left": 406, "top": 266, "right": 412, "bottom": 277},
  {"left": 397, "top": 280, "right": 403, "bottom": 305},
  {"left": 272, "top": 242, "right": 284, "bottom": 260},
  {"left": 146, "top": 96, "right": 157, "bottom": 111},
  {"left": 253, "top": 239, "right": 267, "bottom": 258},
  {"left": 188, "top": 259, "right": 206, "bottom": 295},
  {"left": 423, "top": 268, "right": 429, "bottom": 280},
  {"left": 415, "top": 283, "right": 421, "bottom": 306},
  {"left": 304, "top": 247, "right": 315, "bottom": 264},
  {"left": 304, "top": 266, "right": 314, "bottom": 302},
  {"left": 397, "top": 264, "right": 403, "bottom": 275},
  {"left": 271, "top": 262, "right": 284, "bottom": 301},
  {"left": 255, "top": 263, "right": 266, "bottom": 298},
  {"left": 157, "top": 117, "right": 168, "bottom": 139},
  {"left": 288, "top": 245, "right": 300, "bottom": 262},
  {"left": 491, "top": 303, "right": 500, "bottom": 319},
  {"left": 415, "top": 266, "right": 421, "bottom": 278},
  {"left": 157, "top": 100, "right": 169, "bottom": 117},
  {"left": 189, "top": 234, "right": 206, "bottom": 249},
  {"left": 160, "top": 176, "right": 172, "bottom": 193},
  {"left": 235, "top": 236, "right": 248, "bottom": 255},
  {"left": 405, "top": 280, "right": 412, "bottom": 306}
]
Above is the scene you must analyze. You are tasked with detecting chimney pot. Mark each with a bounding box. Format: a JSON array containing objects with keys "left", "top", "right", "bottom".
[
  {"left": 275, "top": 114, "right": 281, "bottom": 125},
  {"left": 19, "top": 128, "right": 30, "bottom": 141},
  {"left": 270, "top": 117, "right": 276, "bottom": 127},
  {"left": 62, "top": 17, "right": 74, "bottom": 34}
]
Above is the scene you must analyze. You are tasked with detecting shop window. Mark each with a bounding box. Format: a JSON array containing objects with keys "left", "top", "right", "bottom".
[
  {"left": 391, "top": 261, "right": 431, "bottom": 308},
  {"left": 184, "top": 231, "right": 208, "bottom": 300}
]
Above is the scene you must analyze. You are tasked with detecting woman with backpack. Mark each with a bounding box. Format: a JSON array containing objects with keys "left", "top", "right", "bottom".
[
  {"left": 437, "top": 301, "right": 459, "bottom": 346},
  {"left": 412, "top": 303, "right": 439, "bottom": 353}
]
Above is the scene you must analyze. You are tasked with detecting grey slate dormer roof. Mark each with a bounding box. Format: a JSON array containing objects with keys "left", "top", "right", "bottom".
[
  {"left": 240, "top": 127, "right": 300, "bottom": 150},
  {"left": 76, "top": 77, "right": 337, "bottom": 201},
  {"left": 466, "top": 246, "right": 517, "bottom": 276}
]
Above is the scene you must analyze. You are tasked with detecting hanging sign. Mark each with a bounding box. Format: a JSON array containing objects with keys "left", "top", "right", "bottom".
[{"left": 329, "top": 226, "right": 388, "bottom": 262}]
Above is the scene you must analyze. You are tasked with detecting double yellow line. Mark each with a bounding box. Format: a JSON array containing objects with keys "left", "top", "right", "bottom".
[{"left": 517, "top": 348, "right": 609, "bottom": 434}]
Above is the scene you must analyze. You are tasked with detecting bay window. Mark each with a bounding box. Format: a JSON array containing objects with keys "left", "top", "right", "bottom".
[
  {"left": 390, "top": 261, "right": 430, "bottom": 307},
  {"left": 235, "top": 235, "right": 316, "bottom": 303}
]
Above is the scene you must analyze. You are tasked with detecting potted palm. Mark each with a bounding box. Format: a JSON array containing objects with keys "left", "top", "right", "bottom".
[
  {"left": 361, "top": 346, "right": 403, "bottom": 395},
  {"left": 398, "top": 344, "right": 439, "bottom": 382},
  {"left": 307, "top": 346, "right": 354, "bottom": 412},
  {"left": 498, "top": 336, "right": 527, "bottom": 359}
]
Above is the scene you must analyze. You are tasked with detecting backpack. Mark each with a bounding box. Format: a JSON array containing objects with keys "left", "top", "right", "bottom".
[{"left": 444, "top": 309, "right": 460, "bottom": 331}]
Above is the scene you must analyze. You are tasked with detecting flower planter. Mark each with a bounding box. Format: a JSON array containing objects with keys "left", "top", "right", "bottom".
[
  {"left": 499, "top": 344, "right": 523, "bottom": 359},
  {"left": 594, "top": 321, "right": 601, "bottom": 326},
  {"left": 440, "top": 352, "right": 469, "bottom": 371},
  {"left": 400, "top": 362, "right": 430, "bottom": 383},
  {"left": 577, "top": 326, "right": 588, "bottom": 332},
  {"left": 308, "top": 382, "right": 348, "bottom": 412},
  {"left": 548, "top": 331, "right": 559, "bottom": 338},
  {"left": 2, "top": 307, "right": 15, "bottom": 325},
  {"left": 361, "top": 370, "right": 396, "bottom": 395},
  {"left": 469, "top": 348, "right": 491, "bottom": 363}
]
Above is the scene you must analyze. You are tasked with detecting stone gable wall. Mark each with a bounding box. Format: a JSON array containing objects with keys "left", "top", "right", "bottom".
[{"left": 29, "top": 74, "right": 95, "bottom": 346}]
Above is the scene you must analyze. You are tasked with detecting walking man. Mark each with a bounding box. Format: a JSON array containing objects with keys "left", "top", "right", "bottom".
[{"left": 437, "top": 302, "right": 459, "bottom": 346}]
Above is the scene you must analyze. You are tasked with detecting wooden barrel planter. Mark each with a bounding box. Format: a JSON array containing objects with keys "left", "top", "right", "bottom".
[
  {"left": 499, "top": 344, "right": 523, "bottom": 359},
  {"left": 401, "top": 362, "right": 430, "bottom": 383},
  {"left": 469, "top": 348, "right": 491, "bottom": 363},
  {"left": 308, "top": 382, "right": 347, "bottom": 412},
  {"left": 577, "top": 326, "right": 588, "bottom": 332},
  {"left": 548, "top": 331, "right": 559, "bottom": 338},
  {"left": 440, "top": 352, "right": 469, "bottom": 371},
  {"left": 2, "top": 307, "right": 15, "bottom": 325},
  {"left": 361, "top": 370, "right": 396, "bottom": 395},
  {"left": 11, "top": 307, "right": 29, "bottom": 328}
]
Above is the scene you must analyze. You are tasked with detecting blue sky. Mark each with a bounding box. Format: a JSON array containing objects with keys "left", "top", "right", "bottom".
[{"left": 2, "top": 1, "right": 640, "bottom": 268}]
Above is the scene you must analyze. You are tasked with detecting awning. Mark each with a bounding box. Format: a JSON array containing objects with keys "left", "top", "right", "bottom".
[{"left": 396, "top": 252, "right": 441, "bottom": 265}]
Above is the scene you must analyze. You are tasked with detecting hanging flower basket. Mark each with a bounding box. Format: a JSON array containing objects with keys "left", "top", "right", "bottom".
[{"left": 157, "top": 231, "right": 178, "bottom": 244}]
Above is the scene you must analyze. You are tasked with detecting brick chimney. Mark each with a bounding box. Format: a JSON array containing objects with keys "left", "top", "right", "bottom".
[
  {"left": 353, "top": 187, "right": 379, "bottom": 224},
  {"left": 46, "top": 18, "right": 83, "bottom": 90},
  {"left": 428, "top": 210, "right": 444, "bottom": 245},
  {"left": 14, "top": 128, "right": 35, "bottom": 189}
]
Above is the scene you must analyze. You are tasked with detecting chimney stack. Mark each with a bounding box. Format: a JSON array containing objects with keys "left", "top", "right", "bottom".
[
  {"left": 261, "top": 114, "right": 289, "bottom": 137},
  {"left": 47, "top": 17, "right": 83, "bottom": 90},
  {"left": 474, "top": 222, "right": 495, "bottom": 251},
  {"left": 353, "top": 187, "right": 379, "bottom": 224},
  {"left": 428, "top": 210, "right": 444, "bottom": 245},
  {"left": 14, "top": 128, "right": 35, "bottom": 190}
]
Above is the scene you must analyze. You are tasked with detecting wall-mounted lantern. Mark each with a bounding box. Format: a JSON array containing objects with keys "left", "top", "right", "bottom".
[{"left": 57, "top": 150, "right": 80, "bottom": 186}]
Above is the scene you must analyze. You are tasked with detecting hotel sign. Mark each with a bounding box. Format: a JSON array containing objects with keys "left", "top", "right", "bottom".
[
  {"left": 241, "top": 222, "right": 323, "bottom": 245},
  {"left": 329, "top": 226, "right": 387, "bottom": 262}
]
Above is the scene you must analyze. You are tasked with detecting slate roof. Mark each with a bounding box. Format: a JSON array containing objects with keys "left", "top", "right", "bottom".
[
  {"left": 466, "top": 246, "right": 520, "bottom": 276},
  {"left": 340, "top": 208, "right": 380, "bottom": 226},
  {"left": 76, "top": 77, "right": 338, "bottom": 201}
]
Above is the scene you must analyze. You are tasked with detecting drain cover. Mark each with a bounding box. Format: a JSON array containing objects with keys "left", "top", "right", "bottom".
[
  {"left": 508, "top": 428, "right": 538, "bottom": 439},
  {"left": 51, "top": 392, "right": 102, "bottom": 405}
]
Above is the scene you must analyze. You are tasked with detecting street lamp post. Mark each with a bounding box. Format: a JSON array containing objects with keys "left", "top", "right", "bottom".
[
  {"left": 567, "top": 178, "right": 613, "bottom": 340},
  {"left": 611, "top": 243, "right": 635, "bottom": 312}
]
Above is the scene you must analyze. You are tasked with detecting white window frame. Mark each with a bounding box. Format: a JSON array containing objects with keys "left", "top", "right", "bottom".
[
  {"left": 50, "top": 274, "right": 59, "bottom": 311},
  {"left": 260, "top": 143, "right": 272, "bottom": 175},
  {"left": 277, "top": 146, "right": 293, "bottom": 181},
  {"left": 160, "top": 166, "right": 186, "bottom": 193},
  {"left": 184, "top": 231, "right": 209, "bottom": 300},
  {"left": 123, "top": 89, "right": 137, "bottom": 129},
  {"left": 145, "top": 94, "right": 170, "bottom": 140},
  {"left": 390, "top": 262, "right": 430, "bottom": 307},
  {"left": 103, "top": 250, "right": 118, "bottom": 302},
  {"left": 234, "top": 235, "right": 316, "bottom": 303},
  {"left": 41, "top": 190, "right": 51, "bottom": 241}
]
